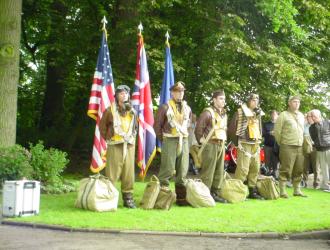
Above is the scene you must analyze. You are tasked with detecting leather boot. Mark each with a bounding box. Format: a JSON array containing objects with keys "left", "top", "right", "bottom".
[
  {"left": 175, "top": 184, "right": 190, "bottom": 206},
  {"left": 210, "top": 191, "right": 228, "bottom": 203},
  {"left": 248, "top": 187, "right": 264, "bottom": 200},
  {"left": 122, "top": 192, "right": 136, "bottom": 208},
  {"left": 293, "top": 181, "right": 307, "bottom": 197},
  {"left": 279, "top": 181, "right": 289, "bottom": 198}
]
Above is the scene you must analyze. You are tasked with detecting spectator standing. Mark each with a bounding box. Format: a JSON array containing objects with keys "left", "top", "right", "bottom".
[{"left": 309, "top": 109, "right": 330, "bottom": 192}]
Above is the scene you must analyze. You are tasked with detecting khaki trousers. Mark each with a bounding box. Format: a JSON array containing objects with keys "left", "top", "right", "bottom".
[
  {"left": 158, "top": 137, "right": 189, "bottom": 187},
  {"left": 316, "top": 149, "right": 330, "bottom": 190},
  {"left": 105, "top": 143, "right": 135, "bottom": 193},
  {"left": 200, "top": 142, "right": 225, "bottom": 193},
  {"left": 235, "top": 142, "right": 260, "bottom": 188},
  {"left": 279, "top": 145, "right": 304, "bottom": 186}
]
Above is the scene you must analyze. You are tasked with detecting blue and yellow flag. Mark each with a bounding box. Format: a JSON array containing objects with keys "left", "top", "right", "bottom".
[{"left": 157, "top": 38, "right": 175, "bottom": 151}]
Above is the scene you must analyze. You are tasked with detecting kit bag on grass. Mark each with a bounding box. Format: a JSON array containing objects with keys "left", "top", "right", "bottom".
[
  {"left": 256, "top": 176, "right": 279, "bottom": 200},
  {"left": 186, "top": 179, "right": 216, "bottom": 208},
  {"left": 154, "top": 187, "right": 176, "bottom": 210},
  {"left": 140, "top": 175, "right": 160, "bottom": 209},
  {"left": 75, "top": 174, "right": 119, "bottom": 212},
  {"left": 220, "top": 178, "right": 248, "bottom": 203}
]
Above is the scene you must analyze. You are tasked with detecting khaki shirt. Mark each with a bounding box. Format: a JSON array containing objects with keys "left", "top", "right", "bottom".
[{"left": 274, "top": 110, "right": 304, "bottom": 146}]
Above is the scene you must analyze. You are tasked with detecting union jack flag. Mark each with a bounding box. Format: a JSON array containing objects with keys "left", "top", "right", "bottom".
[
  {"left": 87, "top": 30, "right": 115, "bottom": 173},
  {"left": 157, "top": 37, "right": 175, "bottom": 151},
  {"left": 131, "top": 31, "right": 156, "bottom": 178}
]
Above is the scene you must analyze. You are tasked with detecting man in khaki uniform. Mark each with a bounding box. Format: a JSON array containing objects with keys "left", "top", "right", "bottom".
[
  {"left": 229, "top": 93, "right": 264, "bottom": 199},
  {"left": 99, "top": 85, "right": 137, "bottom": 208},
  {"left": 155, "top": 81, "right": 192, "bottom": 205},
  {"left": 195, "top": 89, "right": 228, "bottom": 203},
  {"left": 274, "top": 95, "right": 306, "bottom": 198}
]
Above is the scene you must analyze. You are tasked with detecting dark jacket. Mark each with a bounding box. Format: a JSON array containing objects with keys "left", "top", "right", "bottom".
[
  {"left": 262, "top": 121, "right": 276, "bottom": 147},
  {"left": 309, "top": 119, "right": 330, "bottom": 151}
]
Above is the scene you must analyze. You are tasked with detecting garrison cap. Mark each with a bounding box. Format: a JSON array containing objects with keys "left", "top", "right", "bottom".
[
  {"left": 170, "top": 81, "right": 185, "bottom": 91},
  {"left": 212, "top": 89, "right": 225, "bottom": 99}
]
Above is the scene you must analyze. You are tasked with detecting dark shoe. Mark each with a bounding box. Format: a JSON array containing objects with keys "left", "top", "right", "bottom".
[
  {"left": 175, "top": 184, "right": 190, "bottom": 206},
  {"left": 211, "top": 192, "right": 228, "bottom": 203},
  {"left": 123, "top": 193, "right": 136, "bottom": 209},
  {"left": 293, "top": 192, "right": 308, "bottom": 198},
  {"left": 248, "top": 187, "right": 264, "bottom": 200}
]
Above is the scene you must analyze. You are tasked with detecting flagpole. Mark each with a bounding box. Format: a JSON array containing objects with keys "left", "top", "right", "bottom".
[
  {"left": 165, "top": 31, "right": 170, "bottom": 46},
  {"left": 138, "top": 22, "right": 143, "bottom": 35},
  {"left": 101, "top": 16, "right": 108, "bottom": 40}
]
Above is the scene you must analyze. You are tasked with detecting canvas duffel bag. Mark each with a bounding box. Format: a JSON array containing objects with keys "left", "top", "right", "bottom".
[
  {"left": 186, "top": 179, "right": 216, "bottom": 208},
  {"left": 140, "top": 175, "right": 160, "bottom": 209},
  {"left": 154, "top": 186, "right": 176, "bottom": 210},
  {"left": 256, "top": 176, "right": 279, "bottom": 200},
  {"left": 220, "top": 178, "right": 248, "bottom": 203},
  {"left": 75, "top": 174, "right": 119, "bottom": 212}
]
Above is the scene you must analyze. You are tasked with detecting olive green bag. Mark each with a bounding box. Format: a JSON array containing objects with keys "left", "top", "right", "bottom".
[
  {"left": 140, "top": 175, "right": 160, "bottom": 209},
  {"left": 75, "top": 174, "right": 119, "bottom": 212},
  {"left": 220, "top": 178, "right": 248, "bottom": 203},
  {"left": 154, "top": 187, "right": 176, "bottom": 210},
  {"left": 256, "top": 176, "right": 279, "bottom": 200}
]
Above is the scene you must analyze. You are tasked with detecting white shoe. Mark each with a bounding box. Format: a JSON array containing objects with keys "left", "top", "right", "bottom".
[{"left": 323, "top": 189, "right": 330, "bottom": 193}]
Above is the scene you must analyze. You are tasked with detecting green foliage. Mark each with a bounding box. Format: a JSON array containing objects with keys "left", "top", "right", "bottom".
[
  {"left": 256, "top": 0, "right": 307, "bottom": 39},
  {"left": 0, "top": 145, "right": 33, "bottom": 184},
  {"left": 17, "top": 0, "right": 330, "bottom": 157},
  {"left": 29, "top": 141, "right": 71, "bottom": 193}
]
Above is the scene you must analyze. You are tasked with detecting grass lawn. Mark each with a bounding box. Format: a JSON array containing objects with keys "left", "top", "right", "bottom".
[{"left": 3, "top": 182, "right": 330, "bottom": 233}]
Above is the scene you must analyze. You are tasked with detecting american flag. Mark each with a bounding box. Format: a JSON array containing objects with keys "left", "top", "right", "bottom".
[
  {"left": 157, "top": 38, "right": 175, "bottom": 151},
  {"left": 131, "top": 32, "right": 156, "bottom": 178},
  {"left": 87, "top": 30, "right": 115, "bottom": 173}
]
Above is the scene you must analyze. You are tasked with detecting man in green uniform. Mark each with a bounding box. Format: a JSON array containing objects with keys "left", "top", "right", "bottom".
[
  {"left": 99, "top": 85, "right": 137, "bottom": 208},
  {"left": 229, "top": 93, "right": 264, "bottom": 199},
  {"left": 195, "top": 89, "right": 228, "bottom": 203},
  {"left": 274, "top": 95, "right": 306, "bottom": 198},
  {"left": 155, "top": 81, "right": 192, "bottom": 205}
]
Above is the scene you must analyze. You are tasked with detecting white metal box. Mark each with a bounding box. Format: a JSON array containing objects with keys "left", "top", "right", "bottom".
[{"left": 2, "top": 180, "right": 40, "bottom": 217}]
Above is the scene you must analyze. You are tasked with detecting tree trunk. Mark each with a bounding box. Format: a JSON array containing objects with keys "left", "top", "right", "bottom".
[
  {"left": 39, "top": 1, "right": 67, "bottom": 131},
  {"left": 0, "top": 0, "right": 22, "bottom": 147}
]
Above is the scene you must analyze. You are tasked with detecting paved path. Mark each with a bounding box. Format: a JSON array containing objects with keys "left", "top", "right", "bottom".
[{"left": 1, "top": 224, "right": 329, "bottom": 250}]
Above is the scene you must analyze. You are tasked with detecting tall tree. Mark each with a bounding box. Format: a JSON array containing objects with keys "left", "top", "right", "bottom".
[{"left": 0, "top": 0, "right": 22, "bottom": 147}]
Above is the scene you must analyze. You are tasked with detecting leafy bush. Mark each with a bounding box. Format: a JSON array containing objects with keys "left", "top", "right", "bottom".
[
  {"left": 29, "top": 141, "right": 71, "bottom": 193},
  {"left": 0, "top": 145, "right": 33, "bottom": 185}
]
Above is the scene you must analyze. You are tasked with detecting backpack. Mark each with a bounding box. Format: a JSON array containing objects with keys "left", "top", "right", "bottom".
[
  {"left": 256, "top": 176, "right": 279, "bottom": 200},
  {"left": 140, "top": 175, "right": 160, "bottom": 209},
  {"left": 220, "top": 178, "right": 248, "bottom": 203},
  {"left": 154, "top": 187, "right": 176, "bottom": 210},
  {"left": 75, "top": 174, "right": 119, "bottom": 212},
  {"left": 186, "top": 179, "right": 216, "bottom": 208}
]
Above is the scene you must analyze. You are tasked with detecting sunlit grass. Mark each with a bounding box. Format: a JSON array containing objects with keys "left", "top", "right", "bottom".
[{"left": 3, "top": 182, "right": 330, "bottom": 233}]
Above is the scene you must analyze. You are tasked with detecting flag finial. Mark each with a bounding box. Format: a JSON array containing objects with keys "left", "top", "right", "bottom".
[
  {"left": 101, "top": 16, "right": 108, "bottom": 30},
  {"left": 165, "top": 31, "right": 170, "bottom": 43},
  {"left": 138, "top": 23, "right": 143, "bottom": 35}
]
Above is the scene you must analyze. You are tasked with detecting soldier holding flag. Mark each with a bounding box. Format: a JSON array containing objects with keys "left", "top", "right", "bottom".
[{"left": 155, "top": 81, "right": 192, "bottom": 206}]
